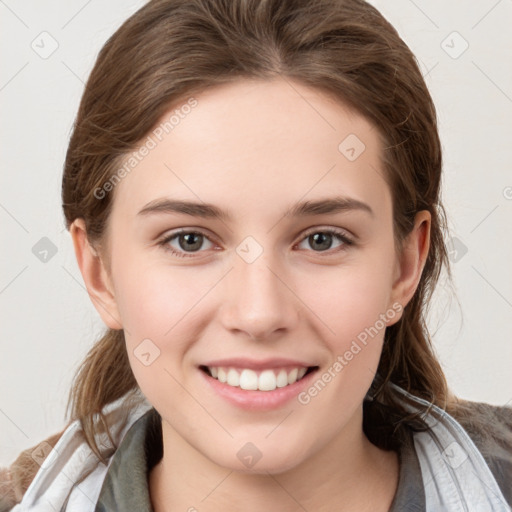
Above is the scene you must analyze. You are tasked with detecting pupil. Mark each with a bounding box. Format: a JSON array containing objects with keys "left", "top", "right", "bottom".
[
  {"left": 310, "top": 232, "right": 332, "bottom": 251},
  {"left": 180, "top": 233, "right": 202, "bottom": 252}
]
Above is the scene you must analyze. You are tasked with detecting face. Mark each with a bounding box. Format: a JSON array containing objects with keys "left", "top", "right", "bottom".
[{"left": 80, "top": 78, "right": 422, "bottom": 473}]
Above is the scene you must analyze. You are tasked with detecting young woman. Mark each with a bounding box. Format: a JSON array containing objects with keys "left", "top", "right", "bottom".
[{"left": 2, "top": 0, "right": 511, "bottom": 510}]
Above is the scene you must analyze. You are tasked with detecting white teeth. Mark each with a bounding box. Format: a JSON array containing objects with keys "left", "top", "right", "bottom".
[
  {"left": 227, "top": 368, "right": 240, "bottom": 387},
  {"left": 258, "top": 370, "right": 277, "bottom": 391},
  {"left": 287, "top": 368, "right": 298, "bottom": 385},
  {"left": 276, "top": 369, "right": 288, "bottom": 388},
  {"left": 206, "top": 365, "right": 312, "bottom": 391},
  {"left": 217, "top": 368, "right": 227, "bottom": 383},
  {"left": 239, "top": 369, "right": 258, "bottom": 390}
]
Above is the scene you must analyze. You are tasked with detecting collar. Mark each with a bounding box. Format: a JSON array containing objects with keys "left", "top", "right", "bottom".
[
  {"left": 94, "top": 406, "right": 425, "bottom": 511},
  {"left": 95, "top": 407, "right": 162, "bottom": 512}
]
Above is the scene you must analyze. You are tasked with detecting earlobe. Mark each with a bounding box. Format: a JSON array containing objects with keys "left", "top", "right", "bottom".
[
  {"left": 69, "top": 218, "right": 123, "bottom": 330},
  {"left": 388, "top": 210, "right": 431, "bottom": 322}
]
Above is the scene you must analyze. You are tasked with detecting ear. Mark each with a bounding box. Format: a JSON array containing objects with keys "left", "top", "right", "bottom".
[
  {"left": 387, "top": 210, "right": 431, "bottom": 325},
  {"left": 69, "top": 218, "right": 123, "bottom": 330}
]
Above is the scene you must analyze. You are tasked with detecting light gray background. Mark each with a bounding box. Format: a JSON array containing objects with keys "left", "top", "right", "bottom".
[{"left": 1, "top": 0, "right": 511, "bottom": 466}]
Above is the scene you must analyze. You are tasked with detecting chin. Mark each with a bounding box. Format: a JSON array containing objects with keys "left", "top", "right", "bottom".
[{"left": 208, "top": 440, "right": 311, "bottom": 476}]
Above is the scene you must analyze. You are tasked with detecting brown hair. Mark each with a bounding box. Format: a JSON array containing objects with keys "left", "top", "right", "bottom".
[{"left": 7, "top": 0, "right": 459, "bottom": 501}]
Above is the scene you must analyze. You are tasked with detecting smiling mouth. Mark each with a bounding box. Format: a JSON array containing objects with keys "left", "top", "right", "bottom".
[{"left": 199, "top": 365, "right": 319, "bottom": 392}]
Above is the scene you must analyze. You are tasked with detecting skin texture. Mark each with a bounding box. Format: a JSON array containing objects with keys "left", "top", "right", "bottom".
[{"left": 70, "top": 78, "right": 430, "bottom": 511}]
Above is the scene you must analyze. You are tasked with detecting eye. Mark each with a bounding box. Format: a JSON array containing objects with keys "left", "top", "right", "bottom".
[
  {"left": 158, "top": 227, "right": 354, "bottom": 259},
  {"left": 296, "top": 228, "right": 354, "bottom": 254},
  {"left": 158, "top": 229, "right": 216, "bottom": 258}
]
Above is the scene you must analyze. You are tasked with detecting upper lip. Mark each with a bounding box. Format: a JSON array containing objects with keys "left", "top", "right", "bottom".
[{"left": 200, "top": 357, "right": 317, "bottom": 370}]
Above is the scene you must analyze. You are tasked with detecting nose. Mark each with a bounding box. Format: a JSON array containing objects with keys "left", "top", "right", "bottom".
[{"left": 219, "top": 250, "right": 299, "bottom": 341}]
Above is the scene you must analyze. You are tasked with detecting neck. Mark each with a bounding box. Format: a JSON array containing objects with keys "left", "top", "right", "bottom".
[{"left": 149, "top": 408, "right": 399, "bottom": 512}]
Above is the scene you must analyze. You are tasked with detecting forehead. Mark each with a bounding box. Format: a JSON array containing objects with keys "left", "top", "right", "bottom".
[{"left": 110, "top": 78, "right": 390, "bottom": 223}]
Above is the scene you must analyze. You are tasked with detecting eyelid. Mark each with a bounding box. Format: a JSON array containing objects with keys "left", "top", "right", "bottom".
[{"left": 298, "top": 225, "right": 354, "bottom": 243}]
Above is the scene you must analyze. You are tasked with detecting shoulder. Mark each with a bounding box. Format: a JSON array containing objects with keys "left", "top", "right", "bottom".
[
  {"left": 450, "top": 398, "right": 512, "bottom": 506},
  {"left": 452, "top": 398, "right": 512, "bottom": 459},
  {"left": 0, "top": 428, "right": 65, "bottom": 512},
  {"left": 2, "top": 390, "right": 153, "bottom": 512}
]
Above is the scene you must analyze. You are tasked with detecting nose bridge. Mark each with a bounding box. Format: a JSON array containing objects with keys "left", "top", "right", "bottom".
[{"left": 221, "top": 241, "right": 298, "bottom": 340}]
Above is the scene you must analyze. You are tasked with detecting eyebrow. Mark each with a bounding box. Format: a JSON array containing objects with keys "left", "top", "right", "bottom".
[{"left": 137, "top": 196, "right": 374, "bottom": 220}]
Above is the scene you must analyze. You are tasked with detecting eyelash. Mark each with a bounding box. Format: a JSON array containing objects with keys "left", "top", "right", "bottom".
[{"left": 157, "top": 227, "right": 354, "bottom": 259}]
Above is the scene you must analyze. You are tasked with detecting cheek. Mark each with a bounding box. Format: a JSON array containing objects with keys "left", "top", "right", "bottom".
[
  {"left": 112, "top": 259, "right": 210, "bottom": 408},
  {"left": 114, "top": 256, "right": 214, "bottom": 338},
  {"left": 111, "top": 257, "right": 223, "bottom": 394},
  {"left": 294, "top": 251, "right": 397, "bottom": 403},
  {"left": 292, "top": 266, "right": 395, "bottom": 424},
  {"left": 300, "top": 263, "right": 394, "bottom": 345}
]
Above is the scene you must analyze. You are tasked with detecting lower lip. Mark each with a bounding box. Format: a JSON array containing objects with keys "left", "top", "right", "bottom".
[{"left": 198, "top": 368, "right": 319, "bottom": 411}]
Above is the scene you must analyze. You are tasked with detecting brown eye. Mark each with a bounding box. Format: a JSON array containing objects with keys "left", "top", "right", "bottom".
[
  {"left": 178, "top": 232, "right": 204, "bottom": 252},
  {"left": 308, "top": 232, "right": 334, "bottom": 251},
  {"left": 297, "top": 228, "right": 354, "bottom": 254},
  {"left": 159, "top": 230, "right": 215, "bottom": 258}
]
